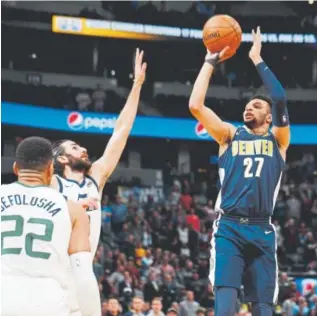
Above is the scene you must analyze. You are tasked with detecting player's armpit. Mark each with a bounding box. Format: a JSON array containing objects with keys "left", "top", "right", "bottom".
[
  {"left": 68, "top": 201, "right": 91, "bottom": 255},
  {"left": 190, "top": 104, "right": 236, "bottom": 145},
  {"left": 272, "top": 126, "right": 291, "bottom": 152}
]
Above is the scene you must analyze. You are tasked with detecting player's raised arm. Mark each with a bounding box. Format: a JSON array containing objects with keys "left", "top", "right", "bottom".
[
  {"left": 189, "top": 48, "right": 236, "bottom": 146},
  {"left": 249, "top": 26, "right": 290, "bottom": 152},
  {"left": 68, "top": 201, "right": 101, "bottom": 316},
  {"left": 89, "top": 48, "right": 147, "bottom": 190}
]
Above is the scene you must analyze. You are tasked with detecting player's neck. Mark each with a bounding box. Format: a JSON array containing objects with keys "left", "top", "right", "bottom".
[
  {"left": 18, "top": 171, "right": 46, "bottom": 186},
  {"left": 248, "top": 125, "right": 269, "bottom": 136},
  {"left": 63, "top": 167, "right": 85, "bottom": 183}
]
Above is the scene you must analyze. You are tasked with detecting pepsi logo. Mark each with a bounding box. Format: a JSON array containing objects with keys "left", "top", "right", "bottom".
[
  {"left": 195, "top": 122, "right": 209, "bottom": 139},
  {"left": 67, "top": 112, "right": 84, "bottom": 130},
  {"left": 301, "top": 278, "right": 317, "bottom": 295}
]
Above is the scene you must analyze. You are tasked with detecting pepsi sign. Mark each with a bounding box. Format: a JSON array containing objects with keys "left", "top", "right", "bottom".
[
  {"left": 195, "top": 122, "right": 210, "bottom": 139},
  {"left": 68, "top": 112, "right": 84, "bottom": 130},
  {"left": 2, "top": 102, "right": 317, "bottom": 145},
  {"left": 67, "top": 112, "right": 116, "bottom": 131}
]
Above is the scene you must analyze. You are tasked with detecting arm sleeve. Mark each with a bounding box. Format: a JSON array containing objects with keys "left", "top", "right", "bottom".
[
  {"left": 70, "top": 252, "right": 101, "bottom": 316},
  {"left": 256, "top": 62, "right": 289, "bottom": 127}
]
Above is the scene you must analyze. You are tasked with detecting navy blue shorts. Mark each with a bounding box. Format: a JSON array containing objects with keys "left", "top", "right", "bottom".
[{"left": 209, "top": 215, "right": 278, "bottom": 304}]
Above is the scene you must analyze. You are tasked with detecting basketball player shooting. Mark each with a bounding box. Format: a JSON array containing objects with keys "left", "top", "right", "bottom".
[
  {"left": 189, "top": 27, "right": 290, "bottom": 316},
  {"left": 51, "top": 48, "right": 147, "bottom": 256}
]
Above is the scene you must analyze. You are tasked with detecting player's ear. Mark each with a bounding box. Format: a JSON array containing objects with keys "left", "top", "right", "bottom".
[
  {"left": 13, "top": 161, "right": 19, "bottom": 175},
  {"left": 267, "top": 113, "right": 272, "bottom": 125},
  {"left": 56, "top": 155, "right": 68, "bottom": 164},
  {"left": 46, "top": 161, "right": 54, "bottom": 184}
]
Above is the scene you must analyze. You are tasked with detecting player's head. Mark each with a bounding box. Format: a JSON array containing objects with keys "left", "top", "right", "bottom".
[
  {"left": 52, "top": 139, "right": 92, "bottom": 176},
  {"left": 243, "top": 94, "right": 273, "bottom": 130},
  {"left": 14, "top": 137, "right": 54, "bottom": 185}
]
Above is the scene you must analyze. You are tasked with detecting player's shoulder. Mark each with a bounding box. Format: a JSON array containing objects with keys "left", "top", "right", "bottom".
[
  {"left": 84, "top": 175, "right": 99, "bottom": 191},
  {"left": 232, "top": 125, "right": 247, "bottom": 136},
  {"left": 0, "top": 182, "right": 16, "bottom": 193}
]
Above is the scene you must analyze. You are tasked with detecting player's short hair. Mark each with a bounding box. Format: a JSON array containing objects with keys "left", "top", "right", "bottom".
[
  {"left": 52, "top": 139, "right": 70, "bottom": 176},
  {"left": 250, "top": 94, "right": 273, "bottom": 108},
  {"left": 15, "top": 137, "right": 53, "bottom": 171}
]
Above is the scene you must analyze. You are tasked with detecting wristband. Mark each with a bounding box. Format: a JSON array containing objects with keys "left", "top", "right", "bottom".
[{"left": 205, "top": 53, "right": 220, "bottom": 68}]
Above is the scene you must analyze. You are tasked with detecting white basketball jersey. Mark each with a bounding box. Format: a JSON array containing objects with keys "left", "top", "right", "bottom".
[
  {"left": 1, "top": 182, "right": 72, "bottom": 290},
  {"left": 55, "top": 174, "right": 101, "bottom": 256}
]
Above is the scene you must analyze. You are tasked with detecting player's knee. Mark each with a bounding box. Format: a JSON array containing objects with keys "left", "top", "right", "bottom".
[
  {"left": 216, "top": 303, "right": 236, "bottom": 316},
  {"left": 215, "top": 287, "right": 238, "bottom": 316},
  {"left": 252, "top": 302, "right": 273, "bottom": 316}
]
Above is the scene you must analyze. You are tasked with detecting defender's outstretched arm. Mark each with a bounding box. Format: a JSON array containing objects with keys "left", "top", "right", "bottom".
[{"left": 89, "top": 48, "right": 147, "bottom": 190}]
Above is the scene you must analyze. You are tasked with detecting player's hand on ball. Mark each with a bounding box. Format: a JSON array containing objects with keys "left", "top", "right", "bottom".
[
  {"left": 249, "top": 26, "right": 262, "bottom": 60},
  {"left": 133, "top": 48, "right": 147, "bottom": 86},
  {"left": 205, "top": 46, "right": 230, "bottom": 65}
]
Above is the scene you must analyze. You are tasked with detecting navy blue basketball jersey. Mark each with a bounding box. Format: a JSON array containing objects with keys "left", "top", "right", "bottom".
[{"left": 216, "top": 126, "right": 285, "bottom": 218}]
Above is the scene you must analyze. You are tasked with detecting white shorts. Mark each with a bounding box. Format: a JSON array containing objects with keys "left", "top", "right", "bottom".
[{"left": 1, "top": 276, "right": 70, "bottom": 316}]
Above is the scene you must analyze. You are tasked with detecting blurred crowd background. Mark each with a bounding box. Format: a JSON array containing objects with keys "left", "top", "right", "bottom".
[{"left": 2, "top": 1, "right": 317, "bottom": 315}]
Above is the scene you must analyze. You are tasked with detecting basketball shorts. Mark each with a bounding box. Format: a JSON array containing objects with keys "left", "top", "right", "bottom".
[
  {"left": 1, "top": 276, "right": 70, "bottom": 316},
  {"left": 209, "top": 215, "right": 279, "bottom": 304}
]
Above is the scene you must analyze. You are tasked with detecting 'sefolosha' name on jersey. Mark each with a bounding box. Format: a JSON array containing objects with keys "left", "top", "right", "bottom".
[{"left": 1, "top": 195, "right": 61, "bottom": 216}]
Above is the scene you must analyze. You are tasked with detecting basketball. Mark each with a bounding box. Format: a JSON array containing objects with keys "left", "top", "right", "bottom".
[{"left": 203, "top": 15, "right": 242, "bottom": 60}]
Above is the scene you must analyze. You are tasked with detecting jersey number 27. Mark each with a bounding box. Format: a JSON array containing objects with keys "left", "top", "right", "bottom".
[
  {"left": 1, "top": 215, "right": 54, "bottom": 260},
  {"left": 243, "top": 157, "right": 264, "bottom": 178}
]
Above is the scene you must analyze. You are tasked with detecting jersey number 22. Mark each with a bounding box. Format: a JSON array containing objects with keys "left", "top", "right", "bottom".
[{"left": 1, "top": 215, "right": 54, "bottom": 259}]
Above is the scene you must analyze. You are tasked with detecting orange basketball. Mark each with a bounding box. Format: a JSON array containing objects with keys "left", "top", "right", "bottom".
[{"left": 203, "top": 15, "right": 242, "bottom": 61}]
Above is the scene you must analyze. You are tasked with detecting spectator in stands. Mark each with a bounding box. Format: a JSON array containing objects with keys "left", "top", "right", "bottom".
[
  {"left": 200, "top": 284, "right": 214, "bottom": 310},
  {"left": 76, "top": 89, "right": 91, "bottom": 111},
  {"left": 109, "top": 264, "right": 125, "bottom": 294},
  {"left": 196, "top": 306, "right": 206, "bottom": 316},
  {"left": 92, "top": 84, "right": 107, "bottom": 112},
  {"left": 147, "top": 297, "right": 165, "bottom": 316},
  {"left": 178, "top": 291, "right": 199, "bottom": 316},
  {"left": 278, "top": 272, "right": 292, "bottom": 303},
  {"left": 102, "top": 196, "right": 112, "bottom": 239},
  {"left": 111, "top": 195, "right": 128, "bottom": 234},
  {"left": 122, "top": 234, "right": 137, "bottom": 259},
  {"left": 166, "top": 308, "right": 178, "bottom": 316},
  {"left": 186, "top": 208, "right": 200, "bottom": 232},
  {"left": 93, "top": 252, "right": 104, "bottom": 281},
  {"left": 102, "top": 300, "right": 109, "bottom": 316},
  {"left": 286, "top": 192, "right": 302, "bottom": 220},
  {"left": 106, "top": 298, "right": 122, "bottom": 316},
  {"left": 293, "top": 296, "right": 310, "bottom": 316},
  {"left": 124, "top": 296, "right": 145, "bottom": 316},
  {"left": 206, "top": 308, "right": 214, "bottom": 316},
  {"left": 119, "top": 270, "right": 135, "bottom": 311},
  {"left": 144, "top": 272, "right": 162, "bottom": 303},
  {"left": 282, "top": 293, "right": 297, "bottom": 316},
  {"left": 283, "top": 218, "right": 299, "bottom": 254},
  {"left": 161, "top": 274, "right": 177, "bottom": 311},
  {"left": 180, "top": 188, "right": 192, "bottom": 211}
]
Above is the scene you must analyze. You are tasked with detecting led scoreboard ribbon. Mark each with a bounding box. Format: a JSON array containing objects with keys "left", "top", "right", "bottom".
[{"left": 52, "top": 15, "right": 317, "bottom": 44}]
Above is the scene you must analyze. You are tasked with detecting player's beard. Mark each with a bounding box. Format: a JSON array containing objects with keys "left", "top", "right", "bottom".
[
  {"left": 244, "top": 116, "right": 266, "bottom": 130},
  {"left": 67, "top": 155, "right": 92, "bottom": 173},
  {"left": 244, "top": 118, "right": 257, "bottom": 129}
]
